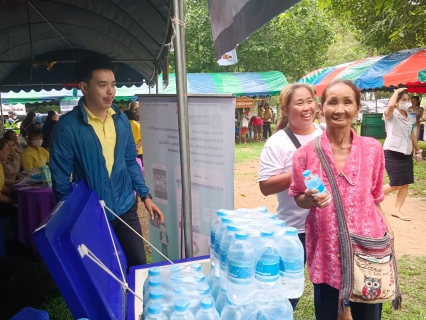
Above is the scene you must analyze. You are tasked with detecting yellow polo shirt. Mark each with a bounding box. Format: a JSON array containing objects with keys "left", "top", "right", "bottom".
[
  {"left": 0, "top": 163, "right": 5, "bottom": 191},
  {"left": 21, "top": 147, "right": 50, "bottom": 171},
  {"left": 129, "top": 120, "right": 143, "bottom": 155},
  {"left": 84, "top": 105, "right": 116, "bottom": 177}
]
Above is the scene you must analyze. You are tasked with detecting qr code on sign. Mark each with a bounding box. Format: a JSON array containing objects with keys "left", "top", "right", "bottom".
[{"left": 154, "top": 174, "right": 167, "bottom": 192}]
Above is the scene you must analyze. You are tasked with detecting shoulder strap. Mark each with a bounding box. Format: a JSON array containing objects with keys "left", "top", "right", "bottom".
[
  {"left": 313, "top": 136, "right": 353, "bottom": 312},
  {"left": 283, "top": 126, "right": 302, "bottom": 149},
  {"left": 319, "top": 124, "right": 325, "bottom": 131}
]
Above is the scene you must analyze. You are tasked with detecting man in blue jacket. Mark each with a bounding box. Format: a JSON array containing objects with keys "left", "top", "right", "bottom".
[{"left": 50, "top": 56, "right": 164, "bottom": 267}]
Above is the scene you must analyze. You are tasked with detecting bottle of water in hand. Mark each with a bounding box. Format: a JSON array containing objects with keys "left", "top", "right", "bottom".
[{"left": 303, "top": 170, "right": 331, "bottom": 203}]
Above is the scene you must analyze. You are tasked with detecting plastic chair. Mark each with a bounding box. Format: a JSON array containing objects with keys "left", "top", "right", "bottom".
[{"left": 0, "top": 218, "right": 5, "bottom": 258}]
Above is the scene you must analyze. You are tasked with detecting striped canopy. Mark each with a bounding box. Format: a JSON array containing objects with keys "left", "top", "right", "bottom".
[
  {"left": 2, "top": 72, "right": 288, "bottom": 105},
  {"left": 298, "top": 48, "right": 426, "bottom": 95}
]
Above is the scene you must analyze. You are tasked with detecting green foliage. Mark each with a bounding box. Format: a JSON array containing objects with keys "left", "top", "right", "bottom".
[
  {"left": 319, "top": 0, "right": 426, "bottom": 54},
  {"left": 26, "top": 103, "right": 60, "bottom": 114},
  {"left": 178, "top": 0, "right": 335, "bottom": 81}
]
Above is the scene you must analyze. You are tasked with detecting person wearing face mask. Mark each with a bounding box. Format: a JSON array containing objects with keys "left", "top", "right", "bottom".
[
  {"left": 21, "top": 129, "right": 50, "bottom": 171},
  {"left": 383, "top": 88, "right": 422, "bottom": 221}
]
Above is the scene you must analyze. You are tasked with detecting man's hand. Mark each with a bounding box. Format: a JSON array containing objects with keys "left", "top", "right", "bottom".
[{"left": 143, "top": 198, "right": 164, "bottom": 223}]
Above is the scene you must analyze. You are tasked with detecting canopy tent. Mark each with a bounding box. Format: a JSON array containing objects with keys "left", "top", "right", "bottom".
[
  {"left": 1, "top": 88, "right": 75, "bottom": 105},
  {"left": 298, "top": 48, "right": 426, "bottom": 95},
  {"left": 0, "top": 0, "right": 172, "bottom": 92}
]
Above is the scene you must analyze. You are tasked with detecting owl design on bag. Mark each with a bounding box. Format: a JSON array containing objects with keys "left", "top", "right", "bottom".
[{"left": 362, "top": 276, "right": 382, "bottom": 300}]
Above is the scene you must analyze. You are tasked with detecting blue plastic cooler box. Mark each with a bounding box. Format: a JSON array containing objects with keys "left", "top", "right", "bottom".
[{"left": 34, "top": 181, "right": 210, "bottom": 320}]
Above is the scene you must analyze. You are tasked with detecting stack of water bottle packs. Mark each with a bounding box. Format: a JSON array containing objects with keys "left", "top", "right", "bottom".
[{"left": 143, "top": 206, "right": 304, "bottom": 319}]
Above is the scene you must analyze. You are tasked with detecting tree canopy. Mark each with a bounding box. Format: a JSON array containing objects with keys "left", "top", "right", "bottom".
[{"left": 319, "top": 0, "right": 426, "bottom": 54}]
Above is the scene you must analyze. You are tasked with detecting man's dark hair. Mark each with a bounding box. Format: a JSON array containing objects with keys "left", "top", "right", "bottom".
[
  {"left": 27, "top": 128, "right": 43, "bottom": 141},
  {"left": 74, "top": 56, "right": 117, "bottom": 83},
  {"left": 3, "top": 130, "right": 16, "bottom": 139}
]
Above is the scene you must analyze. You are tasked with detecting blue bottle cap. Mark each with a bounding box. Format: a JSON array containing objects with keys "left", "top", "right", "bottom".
[
  {"left": 171, "top": 275, "right": 184, "bottom": 283},
  {"left": 286, "top": 227, "right": 298, "bottom": 236},
  {"left": 227, "top": 298, "right": 236, "bottom": 306},
  {"left": 148, "top": 266, "right": 161, "bottom": 276},
  {"left": 227, "top": 225, "right": 239, "bottom": 232},
  {"left": 256, "top": 206, "right": 268, "bottom": 213},
  {"left": 221, "top": 217, "right": 233, "bottom": 224},
  {"left": 149, "top": 276, "right": 162, "bottom": 287},
  {"left": 266, "top": 213, "right": 277, "bottom": 220},
  {"left": 174, "top": 299, "right": 189, "bottom": 312},
  {"left": 200, "top": 297, "right": 215, "bottom": 310},
  {"left": 190, "top": 263, "right": 202, "bottom": 273},
  {"left": 217, "top": 209, "right": 228, "bottom": 217},
  {"left": 149, "top": 288, "right": 163, "bottom": 300},
  {"left": 302, "top": 170, "right": 312, "bottom": 177},
  {"left": 169, "top": 265, "right": 182, "bottom": 273},
  {"left": 274, "top": 220, "right": 285, "bottom": 227},
  {"left": 194, "top": 273, "right": 206, "bottom": 283},
  {"left": 197, "top": 285, "right": 211, "bottom": 295},
  {"left": 260, "top": 230, "right": 274, "bottom": 237},
  {"left": 173, "top": 286, "right": 187, "bottom": 295},
  {"left": 148, "top": 302, "right": 163, "bottom": 315},
  {"left": 235, "top": 231, "right": 249, "bottom": 240}
]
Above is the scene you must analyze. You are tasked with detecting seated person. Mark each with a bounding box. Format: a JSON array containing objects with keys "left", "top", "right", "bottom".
[
  {"left": 3, "top": 130, "right": 23, "bottom": 154},
  {"left": 1, "top": 137, "right": 24, "bottom": 186},
  {"left": 0, "top": 138, "right": 13, "bottom": 205},
  {"left": 21, "top": 129, "right": 50, "bottom": 171}
]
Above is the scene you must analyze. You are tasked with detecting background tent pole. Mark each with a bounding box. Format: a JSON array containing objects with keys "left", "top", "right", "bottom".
[{"left": 172, "top": 0, "right": 193, "bottom": 258}]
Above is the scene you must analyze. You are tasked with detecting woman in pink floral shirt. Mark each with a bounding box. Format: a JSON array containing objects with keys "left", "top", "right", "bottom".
[{"left": 289, "top": 80, "right": 394, "bottom": 320}]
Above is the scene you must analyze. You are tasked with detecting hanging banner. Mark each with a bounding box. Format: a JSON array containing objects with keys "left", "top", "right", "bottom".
[
  {"left": 217, "top": 49, "right": 238, "bottom": 66},
  {"left": 138, "top": 94, "right": 235, "bottom": 262}
]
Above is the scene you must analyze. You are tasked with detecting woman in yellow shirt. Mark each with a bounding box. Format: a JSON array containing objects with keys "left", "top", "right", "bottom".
[
  {"left": 124, "top": 109, "right": 143, "bottom": 164},
  {"left": 21, "top": 129, "right": 50, "bottom": 171}
]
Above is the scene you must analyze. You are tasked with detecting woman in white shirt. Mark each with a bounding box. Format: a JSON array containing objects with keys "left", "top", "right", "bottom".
[
  {"left": 258, "top": 83, "right": 324, "bottom": 310},
  {"left": 383, "top": 88, "right": 422, "bottom": 221}
]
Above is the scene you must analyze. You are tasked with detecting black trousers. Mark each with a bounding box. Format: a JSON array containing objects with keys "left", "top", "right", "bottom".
[
  {"left": 262, "top": 122, "right": 272, "bottom": 139},
  {"left": 314, "top": 283, "right": 382, "bottom": 320},
  {"left": 110, "top": 200, "right": 146, "bottom": 268},
  {"left": 289, "top": 233, "right": 306, "bottom": 310}
]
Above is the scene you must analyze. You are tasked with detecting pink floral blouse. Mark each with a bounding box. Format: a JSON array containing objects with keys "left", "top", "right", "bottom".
[{"left": 289, "top": 130, "right": 387, "bottom": 290}]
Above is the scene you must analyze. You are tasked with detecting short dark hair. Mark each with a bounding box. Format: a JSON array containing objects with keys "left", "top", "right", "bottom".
[
  {"left": 0, "top": 138, "right": 8, "bottom": 150},
  {"left": 3, "top": 136, "right": 13, "bottom": 143},
  {"left": 74, "top": 56, "right": 117, "bottom": 83},
  {"left": 124, "top": 109, "right": 137, "bottom": 121},
  {"left": 27, "top": 129, "right": 43, "bottom": 141},
  {"left": 3, "top": 130, "right": 16, "bottom": 139}
]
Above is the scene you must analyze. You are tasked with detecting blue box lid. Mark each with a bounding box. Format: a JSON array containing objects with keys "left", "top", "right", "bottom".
[{"left": 33, "top": 181, "right": 127, "bottom": 320}]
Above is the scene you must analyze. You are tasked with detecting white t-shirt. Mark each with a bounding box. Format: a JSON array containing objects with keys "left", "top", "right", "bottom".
[{"left": 258, "top": 125, "right": 324, "bottom": 233}]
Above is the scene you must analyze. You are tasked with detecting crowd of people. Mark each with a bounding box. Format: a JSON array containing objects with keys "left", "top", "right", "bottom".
[
  {"left": 236, "top": 103, "right": 275, "bottom": 143},
  {"left": 259, "top": 80, "right": 422, "bottom": 319}
]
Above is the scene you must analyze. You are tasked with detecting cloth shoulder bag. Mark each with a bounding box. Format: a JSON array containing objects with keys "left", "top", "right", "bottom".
[{"left": 314, "top": 136, "right": 402, "bottom": 314}]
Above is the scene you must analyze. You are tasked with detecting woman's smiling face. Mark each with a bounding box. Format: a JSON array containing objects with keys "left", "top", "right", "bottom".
[{"left": 321, "top": 82, "right": 360, "bottom": 129}]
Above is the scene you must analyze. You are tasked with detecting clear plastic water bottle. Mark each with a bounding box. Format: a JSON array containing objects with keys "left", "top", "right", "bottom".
[
  {"left": 256, "top": 206, "right": 268, "bottom": 213},
  {"left": 277, "top": 227, "right": 305, "bottom": 299},
  {"left": 255, "top": 230, "right": 280, "bottom": 291},
  {"left": 197, "top": 285, "right": 212, "bottom": 299},
  {"left": 219, "top": 225, "right": 239, "bottom": 289},
  {"left": 227, "top": 231, "right": 255, "bottom": 305},
  {"left": 215, "top": 288, "right": 227, "bottom": 315},
  {"left": 207, "top": 265, "right": 215, "bottom": 289},
  {"left": 143, "top": 276, "right": 162, "bottom": 302},
  {"left": 211, "top": 274, "right": 221, "bottom": 300},
  {"left": 220, "top": 299, "right": 245, "bottom": 320},
  {"left": 195, "top": 297, "right": 220, "bottom": 320},
  {"left": 246, "top": 300, "right": 293, "bottom": 320},
  {"left": 303, "top": 170, "right": 331, "bottom": 200},
  {"left": 190, "top": 263, "right": 203, "bottom": 273},
  {"left": 164, "top": 287, "right": 188, "bottom": 318},
  {"left": 145, "top": 302, "right": 168, "bottom": 320},
  {"left": 143, "top": 267, "right": 161, "bottom": 296},
  {"left": 214, "top": 217, "right": 233, "bottom": 277},
  {"left": 143, "top": 289, "right": 164, "bottom": 320},
  {"left": 170, "top": 299, "right": 195, "bottom": 320},
  {"left": 211, "top": 210, "right": 228, "bottom": 265}
]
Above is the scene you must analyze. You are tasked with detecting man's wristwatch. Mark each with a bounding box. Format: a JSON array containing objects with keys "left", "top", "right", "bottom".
[{"left": 141, "top": 193, "right": 152, "bottom": 202}]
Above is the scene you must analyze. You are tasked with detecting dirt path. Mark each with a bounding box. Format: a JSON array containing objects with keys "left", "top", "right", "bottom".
[{"left": 234, "top": 159, "right": 426, "bottom": 257}]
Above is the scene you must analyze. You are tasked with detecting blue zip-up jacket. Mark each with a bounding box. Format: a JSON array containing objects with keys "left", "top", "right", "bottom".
[{"left": 50, "top": 98, "right": 149, "bottom": 220}]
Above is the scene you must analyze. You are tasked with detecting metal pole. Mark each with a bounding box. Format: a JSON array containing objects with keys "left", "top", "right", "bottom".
[
  {"left": 156, "top": 69, "right": 159, "bottom": 94},
  {"left": 172, "top": 0, "right": 193, "bottom": 258},
  {"left": 0, "top": 91, "right": 4, "bottom": 137}
]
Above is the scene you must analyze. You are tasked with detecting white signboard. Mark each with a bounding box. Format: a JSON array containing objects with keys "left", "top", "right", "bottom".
[{"left": 138, "top": 95, "right": 235, "bottom": 262}]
